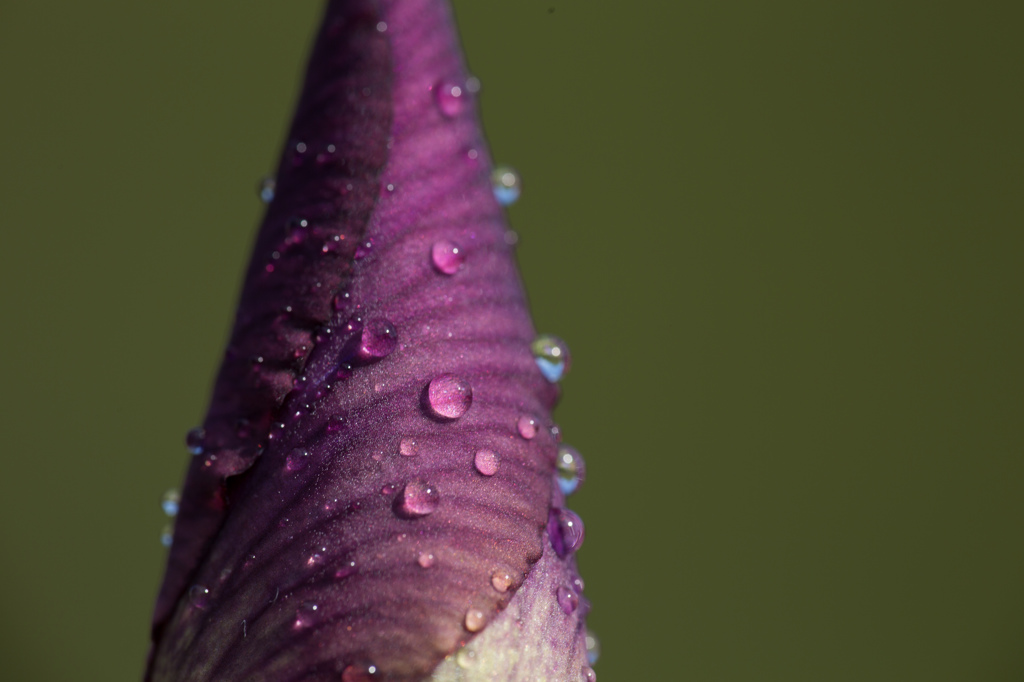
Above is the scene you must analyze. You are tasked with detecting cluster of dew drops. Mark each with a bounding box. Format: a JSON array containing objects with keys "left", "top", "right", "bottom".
[{"left": 157, "top": 64, "right": 597, "bottom": 680}]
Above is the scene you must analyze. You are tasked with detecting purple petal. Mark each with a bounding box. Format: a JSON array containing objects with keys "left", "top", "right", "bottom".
[{"left": 147, "top": 1, "right": 589, "bottom": 680}]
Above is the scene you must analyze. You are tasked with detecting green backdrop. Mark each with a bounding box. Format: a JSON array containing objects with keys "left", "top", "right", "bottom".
[{"left": 1, "top": 2, "right": 1022, "bottom": 680}]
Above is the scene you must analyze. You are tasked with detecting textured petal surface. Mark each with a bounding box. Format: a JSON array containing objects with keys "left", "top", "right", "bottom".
[{"left": 148, "top": 1, "right": 589, "bottom": 680}]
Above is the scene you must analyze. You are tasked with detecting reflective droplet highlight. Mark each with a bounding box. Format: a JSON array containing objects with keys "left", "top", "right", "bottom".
[
  {"left": 161, "top": 489, "right": 180, "bottom": 517},
  {"left": 395, "top": 480, "right": 440, "bottom": 518},
  {"left": 517, "top": 415, "right": 539, "bottom": 439},
  {"left": 556, "top": 445, "right": 586, "bottom": 495},
  {"left": 464, "top": 608, "right": 486, "bottom": 632},
  {"left": 418, "top": 551, "right": 436, "bottom": 568},
  {"left": 474, "top": 449, "right": 499, "bottom": 476},
  {"left": 341, "top": 664, "right": 378, "bottom": 682},
  {"left": 491, "top": 165, "right": 521, "bottom": 206},
  {"left": 258, "top": 177, "right": 275, "bottom": 203},
  {"left": 434, "top": 79, "right": 467, "bottom": 118},
  {"left": 426, "top": 374, "right": 472, "bottom": 419},
  {"left": 357, "top": 318, "right": 397, "bottom": 360},
  {"left": 557, "top": 585, "right": 579, "bottom": 614},
  {"left": 399, "top": 438, "right": 418, "bottom": 457},
  {"left": 293, "top": 601, "right": 320, "bottom": 630},
  {"left": 548, "top": 507, "right": 585, "bottom": 558},
  {"left": 583, "top": 665, "right": 597, "bottom": 682},
  {"left": 532, "top": 334, "right": 571, "bottom": 382},
  {"left": 491, "top": 570, "right": 513, "bottom": 593},
  {"left": 185, "top": 427, "right": 206, "bottom": 455},
  {"left": 285, "top": 448, "right": 310, "bottom": 472},
  {"left": 431, "top": 240, "right": 465, "bottom": 275},
  {"left": 188, "top": 585, "right": 210, "bottom": 609}
]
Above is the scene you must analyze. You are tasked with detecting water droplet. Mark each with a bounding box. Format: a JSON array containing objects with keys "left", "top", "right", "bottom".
[
  {"left": 326, "top": 415, "right": 346, "bottom": 433},
  {"left": 517, "top": 415, "right": 539, "bottom": 439},
  {"left": 292, "top": 601, "right": 320, "bottom": 630},
  {"left": 357, "top": 318, "right": 397, "bottom": 361},
  {"left": 556, "top": 445, "right": 586, "bottom": 495},
  {"left": 160, "top": 524, "right": 173, "bottom": 547},
  {"left": 258, "top": 177, "right": 276, "bottom": 203},
  {"left": 185, "top": 427, "right": 206, "bottom": 455},
  {"left": 161, "top": 489, "right": 180, "bottom": 517},
  {"left": 465, "top": 76, "right": 481, "bottom": 93},
  {"left": 582, "top": 665, "right": 597, "bottom": 682},
  {"left": 491, "top": 165, "right": 521, "bottom": 206},
  {"left": 474, "top": 449, "right": 500, "bottom": 476},
  {"left": 532, "top": 334, "right": 571, "bottom": 382},
  {"left": 285, "top": 448, "right": 310, "bottom": 472},
  {"left": 399, "top": 438, "right": 418, "bottom": 456},
  {"left": 334, "top": 560, "right": 358, "bottom": 580},
  {"left": 188, "top": 585, "right": 210, "bottom": 609},
  {"left": 434, "top": 79, "right": 467, "bottom": 118},
  {"left": 425, "top": 374, "right": 472, "bottom": 420},
  {"left": 306, "top": 549, "right": 326, "bottom": 568},
  {"left": 491, "top": 570, "right": 513, "bottom": 593},
  {"left": 341, "top": 663, "right": 378, "bottom": 682},
  {"left": 464, "top": 608, "right": 486, "bottom": 632},
  {"left": 550, "top": 423, "right": 563, "bottom": 442},
  {"left": 418, "top": 551, "right": 436, "bottom": 568},
  {"left": 355, "top": 238, "right": 374, "bottom": 260},
  {"left": 557, "top": 585, "right": 579, "bottom": 614},
  {"left": 572, "top": 575, "right": 586, "bottom": 594},
  {"left": 585, "top": 629, "right": 600, "bottom": 665},
  {"left": 548, "top": 507, "right": 585, "bottom": 558},
  {"left": 456, "top": 648, "right": 477, "bottom": 669},
  {"left": 431, "top": 240, "right": 465, "bottom": 275},
  {"left": 395, "top": 480, "right": 440, "bottom": 518}
]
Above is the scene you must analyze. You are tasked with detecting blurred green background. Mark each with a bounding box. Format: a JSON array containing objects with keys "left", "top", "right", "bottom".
[{"left": 1, "top": 1, "right": 1022, "bottom": 680}]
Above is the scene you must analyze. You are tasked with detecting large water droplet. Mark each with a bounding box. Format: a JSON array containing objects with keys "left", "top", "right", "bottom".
[
  {"left": 258, "top": 177, "right": 276, "bottom": 203},
  {"left": 491, "top": 570, "right": 513, "bottom": 593},
  {"left": 357, "top": 318, "right": 397, "bottom": 361},
  {"left": 395, "top": 480, "right": 440, "bottom": 518},
  {"left": 188, "top": 585, "right": 210, "bottom": 609},
  {"left": 185, "top": 427, "right": 206, "bottom": 455},
  {"left": 434, "top": 79, "right": 468, "bottom": 118},
  {"left": 548, "top": 508, "right": 585, "bottom": 558},
  {"left": 425, "top": 374, "right": 472, "bottom": 420},
  {"left": 341, "top": 664, "right": 378, "bottom": 682},
  {"left": 285, "top": 448, "right": 310, "bottom": 472},
  {"left": 464, "top": 608, "right": 486, "bottom": 632},
  {"left": 582, "top": 665, "right": 598, "bottom": 682},
  {"left": 292, "top": 601, "right": 320, "bottom": 630},
  {"left": 474, "top": 449, "right": 500, "bottom": 476},
  {"left": 557, "top": 585, "right": 579, "bottom": 615},
  {"left": 532, "top": 334, "right": 571, "bottom": 382},
  {"left": 431, "top": 240, "right": 465, "bottom": 275},
  {"left": 161, "top": 489, "right": 180, "bottom": 517},
  {"left": 517, "top": 415, "right": 539, "bottom": 439},
  {"left": 585, "top": 629, "right": 600, "bottom": 665},
  {"left": 556, "top": 445, "right": 586, "bottom": 495},
  {"left": 491, "top": 165, "right": 521, "bottom": 206}
]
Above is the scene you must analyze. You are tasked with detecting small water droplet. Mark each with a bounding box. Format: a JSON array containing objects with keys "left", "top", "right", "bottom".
[
  {"left": 455, "top": 648, "right": 477, "bottom": 669},
  {"left": 517, "top": 415, "right": 539, "bottom": 439},
  {"left": 258, "top": 177, "right": 276, "bottom": 203},
  {"left": 418, "top": 551, "right": 436, "bottom": 568},
  {"left": 292, "top": 601, "right": 320, "bottom": 630},
  {"left": 491, "top": 165, "right": 521, "bottom": 206},
  {"left": 284, "top": 448, "right": 310, "bottom": 472},
  {"left": 341, "top": 663, "right": 378, "bottom": 682},
  {"left": 582, "top": 665, "right": 597, "bottom": 682},
  {"left": 556, "top": 445, "right": 586, "bottom": 495},
  {"left": 326, "top": 415, "right": 346, "bottom": 433},
  {"left": 160, "top": 524, "right": 173, "bottom": 547},
  {"left": 430, "top": 240, "right": 465, "bottom": 275},
  {"left": 491, "top": 570, "right": 513, "bottom": 593},
  {"left": 161, "top": 489, "right": 180, "bottom": 517},
  {"left": 464, "top": 608, "right": 486, "bottom": 632},
  {"left": 434, "top": 79, "right": 467, "bottom": 118},
  {"left": 474, "top": 449, "right": 500, "bottom": 476},
  {"left": 268, "top": 422, "right": 286, "bottom": 441},
  {"left": 585, "top": 629, "right": 600, "bottom": 665},
  {"left": 334, "top": 560, "right": 358, "bottom": 580},
  {"left": 185, "top": 427, "right": 206, "bottom": 455},
  {"left": 399, "top": 438, "right": 418, "bottom": 456},
  {"left": 532, "top": 334, "right": 571, "bottom": 382},
  {"left": 425, "top": 374, "right": 472, "bottom": 420},
  {"left": 557, "top": 585, "right": 579, "bottom": 614},
  {"left": 354, "top": 238, "right": 374, "bottom": 260},
  {"left": 572, "top": 575, "right": 586, "bottom": 593},
  {"left": 357, "top": 318, "right": 397, "bottom": 360},
  {"left": 395, "top": 480, "right": 440, "bottom": 518},
  {"left": 306, "top": 550, "right": 325, "bottom": 568},
  {"left": 548, "top": 507, "right": 585, "bottom": 558},
  {"left": 188, "top": 585, "right": 210, "bottom": 609}
]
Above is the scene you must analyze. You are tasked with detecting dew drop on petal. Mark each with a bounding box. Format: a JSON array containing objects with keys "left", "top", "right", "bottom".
[
  {"left": 418, "top": 551, "right": 436, "bottom": 568},
  {"left": 585, "top": 629, "right": 601, "bottom": 665},
  {"left": 334, "top": 560, "right": 358, "bottom": 580},
  {"left": 583, "top": 665, "right": 597, "bottom": 682},
  {"left": 456, "top": 648, "right": 477, "bottom": 669},
  {"left": 426, "top": 374, "right": 472, "bottom": 419},
  {"left": 532, "top": 334, "right": 571, "bottom": 382},
  {"left": 161, "top": 489, "right": 180, "bottom": 517},
  {"left": 395, "top": 480, "right": 440, "bottom": 518},
  {"left": 326, "top": 415, "right": 346, "bottom": 433},
  {"left": 474, "top": 449, "right": 500, "bottom": 476},
  {"left": 185, "top": 427, "right": 206, "bottom": 455},
  {"left": 354, "top": 238, "right": 374, "bottom": 260},
  {"left": 517, "top": 415, "right": 539, "bottom": 439},
  {"left": 433, "top": 79, "right": 467, "bottom": 118},
  {"left": 258, "top": 177, "right": 276, "bottom": 203},
  {"left": 491, "top": 165, "right": 521, "bottom": 206},
  {"left": 341, "top": 664, "right": 378, "bottom": 682},
  {"left": 292, "top": 601, "right": 320, "bottom": 630},
  {"left": 431, "top": 240, "right": 465, "bottom": 275},
  {"left": 160, "top": 524, "right": 173, "bottom": 548},
  {"left": 556, "top": 445, "right": 586, "bottom": 495},
  {"left": 491, "top": 570, "right": 513, "bottom": 593},
  {"left": 548, "top": 507, "right": 585, "bottom": 558},
  {"left": 464, "top": 608, "right": 486, "bottom": 632},
  {"left": 188, "top": 585, "right": 210, "bottom": 609},
  {"left": 399, "top": 438, "right": 418, "bottom": 456},
  {"left": 285, "top": 448, "right": 310, "bottom": 473},
  {"left": 557, "top": 585, "right": 579, "bottom": 614},
  {"left": 357, "top": 318, "right": 397, "bottom": 360}
]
